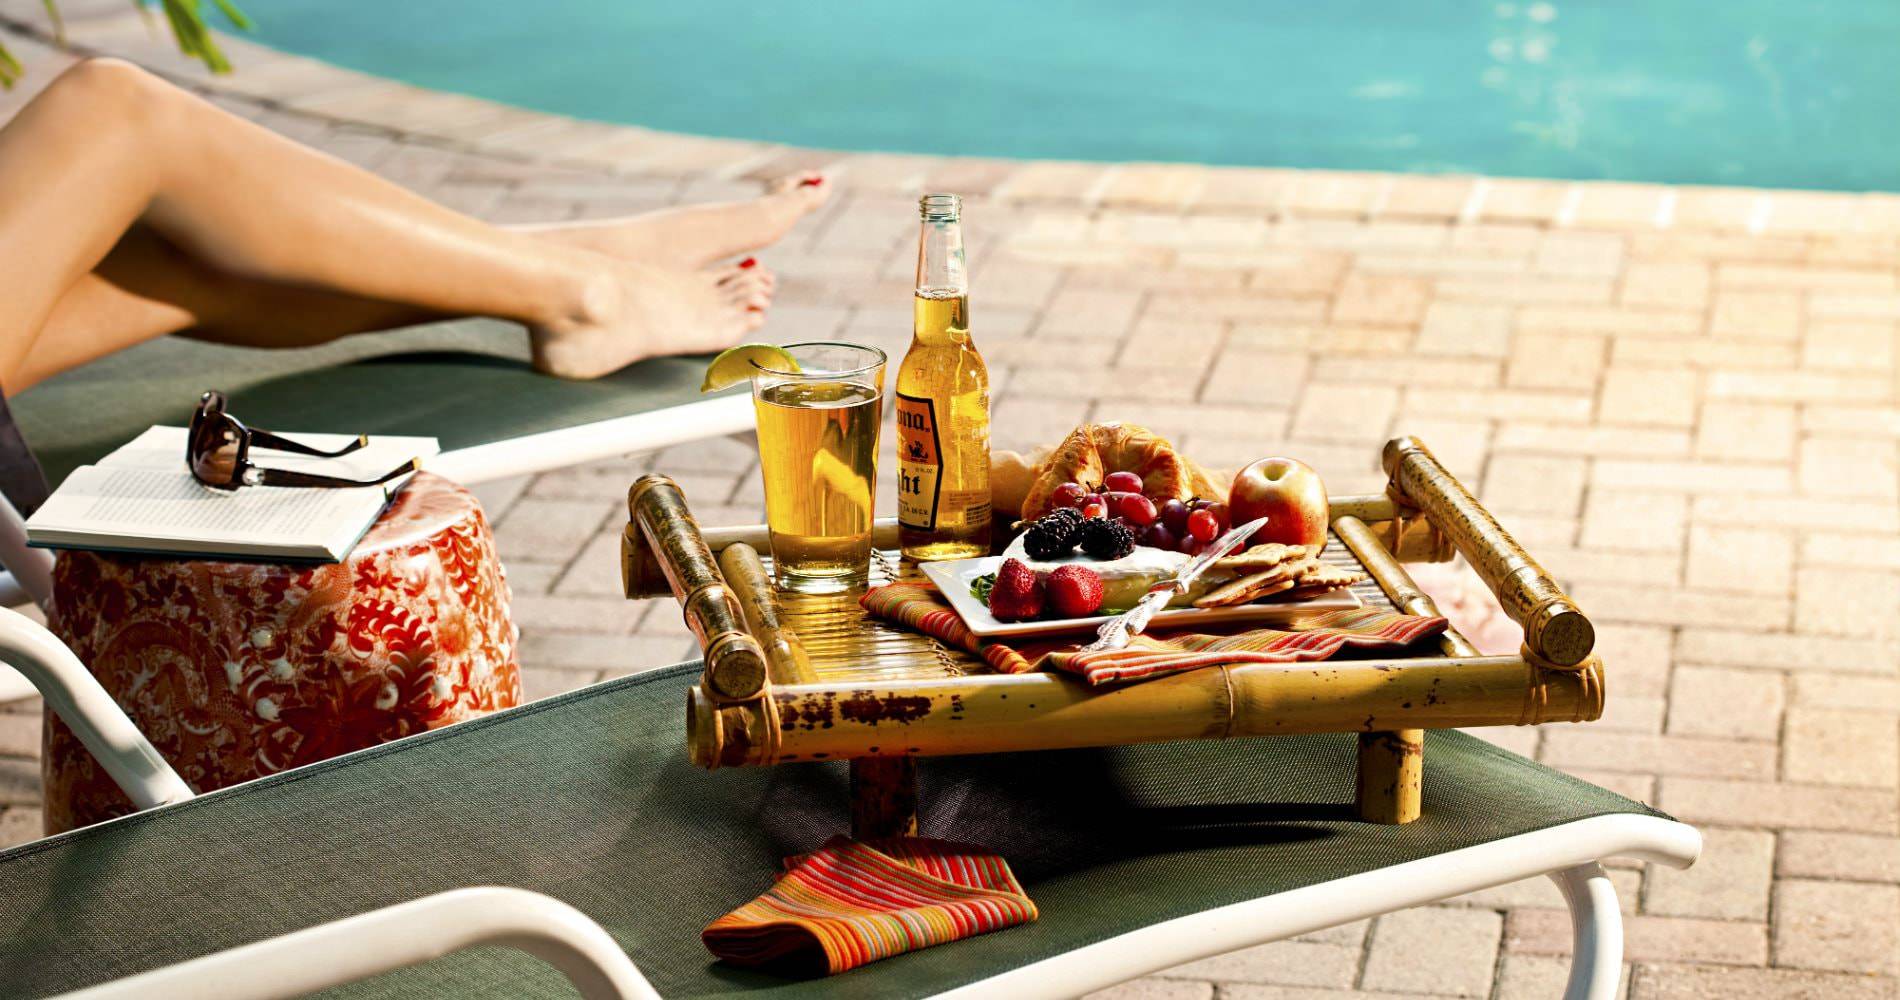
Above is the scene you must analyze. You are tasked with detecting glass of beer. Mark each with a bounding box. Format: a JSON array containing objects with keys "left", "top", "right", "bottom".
[{"left": 750, "top": 343, "right": 886, "bottom": 594}]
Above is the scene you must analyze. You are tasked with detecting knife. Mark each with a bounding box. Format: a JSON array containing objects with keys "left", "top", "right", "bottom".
[{"left": 1078, "top": 516, "right": 1270, "bottom": 653}]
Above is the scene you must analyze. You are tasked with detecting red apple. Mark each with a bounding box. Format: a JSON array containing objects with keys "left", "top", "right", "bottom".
[{"left": 1227, "top": 457, "right": 1329, "bottom": 552}]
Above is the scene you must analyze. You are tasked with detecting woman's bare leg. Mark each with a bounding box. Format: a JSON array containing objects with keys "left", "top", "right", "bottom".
[
  {"left": 13, "top": 225, "right": 435, "bottom": 388},
  {"left": 15, "top": 224, "right": 777, "bottom": 389},
  {"left": 0, "top": 58, "right": 775, "bottom": 391},
  {"left": 527, "top": 172, "right": 831, "bottom": 268}
]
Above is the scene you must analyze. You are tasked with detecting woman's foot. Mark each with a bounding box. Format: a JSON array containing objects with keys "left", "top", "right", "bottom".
[
  {"left": 525, "top": 172, "right": 831, "bottom": 269},
  {"left": 529, "top": 257, "right": 775, "bottom": 380}
]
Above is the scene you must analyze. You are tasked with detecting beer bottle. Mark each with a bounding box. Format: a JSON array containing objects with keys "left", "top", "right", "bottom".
[{"left": 896, "top": 194, "right": 991, "bottom": 561}]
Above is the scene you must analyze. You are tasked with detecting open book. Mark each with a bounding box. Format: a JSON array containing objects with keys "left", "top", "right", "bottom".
[{"left": 25, "top": 426, "right": 439, "bottom": 562}]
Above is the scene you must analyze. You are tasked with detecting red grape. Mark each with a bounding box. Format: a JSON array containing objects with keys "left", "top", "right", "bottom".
[
  {"left": 1115, "top": 493, "right": 1158, "bottom": 526},
  {"left": 1051, "top": 481, "right": 1087, "bottom": 508},
  {"left": 1141, "top": 523, "right": 1178, "bottom": 551},
  {"left": 1079, "top": 498, "right": 1109, "bottom": 520},
  {"left": 1159, "top": 498, "right": 1190, "bottom": 533},
  {"left": 1202, "top": 501, "right": 1230, "bottom": 529},
  {"left": 1103, "top": 471, "right": 1144, "bottom": 494},
  {"left": 1188, "top": 498, "right": 1215, "bottom": 512},
  {"left": 1187, "top": 509, "right": 1219, "bottom": 542},
  {"left": 1179, "top": 534, "right": 1206, "bottom": 556}
]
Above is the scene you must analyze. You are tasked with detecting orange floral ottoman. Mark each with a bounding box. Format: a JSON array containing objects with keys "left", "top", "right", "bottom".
[{"left": 41, "top": 472, "right": 521, "bottom": 833}]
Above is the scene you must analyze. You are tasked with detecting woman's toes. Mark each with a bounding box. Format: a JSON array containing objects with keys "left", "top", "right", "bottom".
[
  {"left": 768, "top": 172, "right": 832, "bottom": 216},
  {"left": 720, "top": 258, "right": 768, "bottom": 283},
  {"left": 719, "top": 266, "right": 771, "bottom": 293},
  {"left": 723, "top": 275, "right": 771, "bottom": 309},
  {"left": 770, "top": 171, "right": 826, "bottom": 196},
  {"left": 744, "top": 264, "right": 777, "bottom": 295}
]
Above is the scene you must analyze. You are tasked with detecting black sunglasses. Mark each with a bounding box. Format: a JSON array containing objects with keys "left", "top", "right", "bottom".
[{"left": 188, "top": 391, "right": 418, "bottom": 491}]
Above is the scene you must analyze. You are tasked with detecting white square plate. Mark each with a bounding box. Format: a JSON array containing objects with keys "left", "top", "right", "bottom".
[{"left": 918, "top": 555, "right": 1361, "bottom": 639}]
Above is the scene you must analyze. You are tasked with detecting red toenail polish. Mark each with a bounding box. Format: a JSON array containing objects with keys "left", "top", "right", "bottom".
[
  {"left": 739, "top": 257, "right": 757, "bottom": 269},
  {"left": 747, "top": 305, "right": 764, "bottom": 313},
  {"left": 800, "top": 177, "right": 822, "bottom": 187}
]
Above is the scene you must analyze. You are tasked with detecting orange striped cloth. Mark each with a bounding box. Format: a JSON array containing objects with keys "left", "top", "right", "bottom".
[
  {"left": 861, "top": 581, "right": 1447, "bottom": 685},
  {"left": 703, "top": 836, "right": 1038, "bottom": 976}
]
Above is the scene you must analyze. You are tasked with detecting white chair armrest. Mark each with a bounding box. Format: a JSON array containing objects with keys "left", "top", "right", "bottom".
[
  {"left": 429, "top": 392, "right": 754, "bottom": 484},
  {"left": 0, "top": 606, "right": 192, "bottom": 811},
  {"left": 0, "top": 570, "right": 35, "bottom": 612},
  {"left": 0, "top": 492, "right": 54, "bottom": 609},
  {"left": 51, "top": 886, "right": 658, "bottom": 1000}
]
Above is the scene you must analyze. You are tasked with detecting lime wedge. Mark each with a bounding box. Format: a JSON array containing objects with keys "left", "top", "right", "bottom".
[{"left": 700, "top": 343, "right": 798, "bottom": 393}]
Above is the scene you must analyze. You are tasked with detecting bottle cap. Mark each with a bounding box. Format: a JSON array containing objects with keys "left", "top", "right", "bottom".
[{"left": 919, "top": 193, "right": 961, "bottom": 222}]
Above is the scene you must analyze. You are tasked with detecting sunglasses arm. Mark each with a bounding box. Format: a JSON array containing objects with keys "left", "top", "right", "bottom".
[
  {"left": 247, "top": 429, "right": 370, "bottom": 459},
  {"left": 252, "top": 458, "right": 420, "bottom": 490}
]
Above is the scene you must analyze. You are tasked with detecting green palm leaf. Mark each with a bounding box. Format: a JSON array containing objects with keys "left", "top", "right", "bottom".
[{"left": 0, "top": 0, "right": 254, "bottom": 88}]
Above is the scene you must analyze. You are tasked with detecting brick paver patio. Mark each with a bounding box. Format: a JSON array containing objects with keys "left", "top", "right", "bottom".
[{"left": 1, "top": 13, "right": 1897, "bottom": 999}]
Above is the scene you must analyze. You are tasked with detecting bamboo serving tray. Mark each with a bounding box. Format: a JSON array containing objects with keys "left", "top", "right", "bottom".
[{"left": 621, "top": 437, "right": 1604, "bottom": 832}]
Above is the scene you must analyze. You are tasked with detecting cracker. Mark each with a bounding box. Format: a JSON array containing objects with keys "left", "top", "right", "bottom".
[
  {"left": 1194, "top": 570, "right": 1300, "bottom": 608},
  {"left": 1213, "top": 543, "right": 1307, "bottom": 572},
  {"left": 1290, "top": 563, "right": 1368, "bottom": 592}
]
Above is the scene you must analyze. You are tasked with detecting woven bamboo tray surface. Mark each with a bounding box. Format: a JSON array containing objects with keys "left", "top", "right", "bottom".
[
  {"left": 0, "top": 662, "right": 1660, "bottom": 1000},
  {"left": 782, "top": 531, "right": 1399, "bottom": 684}
]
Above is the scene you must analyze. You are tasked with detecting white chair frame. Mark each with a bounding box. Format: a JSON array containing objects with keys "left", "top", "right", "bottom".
[
  {"left": 45, "top": 812, "right": 1693, "bottom": 1000},
  {"left": 0, "top": 391, "right": 1701, "bottom": 998},
  {"left": 0, "top": 603, "right": 1700, "bottom": 1000}
]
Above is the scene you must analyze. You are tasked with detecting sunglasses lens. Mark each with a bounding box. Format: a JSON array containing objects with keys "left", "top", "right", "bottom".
[{"left": 189, "top": 417, "right": 242, "bottom": 487}]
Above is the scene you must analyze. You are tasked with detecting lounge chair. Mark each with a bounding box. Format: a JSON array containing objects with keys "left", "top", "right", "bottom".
[
  {"left": 0, "top": 607, "right": 1701, "bottom": 1000},
  {"left": 0, "top": 319, "right": 750, "bottom": 692}
]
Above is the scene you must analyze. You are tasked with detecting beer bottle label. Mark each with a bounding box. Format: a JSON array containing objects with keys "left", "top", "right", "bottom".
[{"left": 895, "top": 392, "right": 941, "bottom": 529}]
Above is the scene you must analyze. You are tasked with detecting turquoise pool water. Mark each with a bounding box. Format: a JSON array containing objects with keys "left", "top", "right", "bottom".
[{"left": 246, "top": 1, "right": 1900, "bottom": 191}]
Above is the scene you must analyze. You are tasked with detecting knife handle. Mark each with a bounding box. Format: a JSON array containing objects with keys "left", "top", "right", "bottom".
[{"left": 1079, "top": 587, "right": 1156, "bottom": 652}]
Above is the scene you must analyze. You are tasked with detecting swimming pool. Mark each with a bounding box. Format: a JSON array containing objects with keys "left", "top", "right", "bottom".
[{"left": 246, "top": 1, "right": 1900, "bottom": 192}]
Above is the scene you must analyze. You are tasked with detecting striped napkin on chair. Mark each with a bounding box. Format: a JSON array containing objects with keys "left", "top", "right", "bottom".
[
  {"left": 703, "top": 836, "right": 1038, "bottom": 976},
  {"left": 860, "top": 582, "right": 1447, "bottom": 685}
]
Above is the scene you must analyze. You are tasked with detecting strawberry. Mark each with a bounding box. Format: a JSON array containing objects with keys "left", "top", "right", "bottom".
[
  {"left": 1045, "top": 565, "right": 1105, "bottom": 618},
  {"left": 987, "top": 558, "right": 1046, "bottom": 621}
]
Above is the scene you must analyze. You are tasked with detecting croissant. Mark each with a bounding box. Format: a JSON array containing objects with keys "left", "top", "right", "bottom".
[{"left": 1013, "top": 422, "right": 1226, "bottom": 521}]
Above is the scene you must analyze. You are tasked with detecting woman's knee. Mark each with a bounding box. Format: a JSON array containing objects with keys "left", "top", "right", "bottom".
[{"left": 37, "top": 58, "right": 175, "bottom": 125}]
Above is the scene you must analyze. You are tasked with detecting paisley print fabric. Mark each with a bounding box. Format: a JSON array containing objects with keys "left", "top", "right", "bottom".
[{"left": 41, "top": 473, "right": 520, "bottom": 833}]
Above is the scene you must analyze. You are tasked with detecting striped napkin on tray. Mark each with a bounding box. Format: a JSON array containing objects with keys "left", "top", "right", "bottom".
[
  {"left": 860, "top": 581, "right": 1448, "bottom": 685},
  {"left": 703, "top": 836, "right": 1038, "bottom": 976}
]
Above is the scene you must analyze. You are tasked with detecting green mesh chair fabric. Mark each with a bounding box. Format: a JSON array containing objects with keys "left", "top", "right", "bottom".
[
  {"left": 0, "top": 662, "right": 1663, "bottom": 999},
  {"left": 9, "top": 319, "right": 728, "bottom": 488}
]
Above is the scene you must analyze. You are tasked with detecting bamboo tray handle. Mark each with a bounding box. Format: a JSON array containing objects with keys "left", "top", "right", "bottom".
[
  {"left": 716, "top": 542, "right": 818, "bottom": 686},
  {"left": 627, "top": 475, "right": 768, "bottom": 702},
  {"left": 1382, "top": 437, "right": 1594, "bottom": 667}
]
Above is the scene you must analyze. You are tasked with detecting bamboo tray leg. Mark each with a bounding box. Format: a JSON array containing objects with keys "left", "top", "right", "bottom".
[
  {"left": 851, "top": 757, "right": 919, "bottom": 839},
  {"left": 1355, "top": 730, "right": 1424, "bottom": 824},
  {"left": 1336, "top": 513, "right": 1485, "bottom": 825}
]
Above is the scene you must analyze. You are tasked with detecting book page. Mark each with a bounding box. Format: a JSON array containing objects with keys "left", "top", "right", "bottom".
[
  {"left": 32, "top": 466, "right": 376, "bottom": 545},
  {"left": 26, "top": 425, "right": 442, "bottom": 559}
]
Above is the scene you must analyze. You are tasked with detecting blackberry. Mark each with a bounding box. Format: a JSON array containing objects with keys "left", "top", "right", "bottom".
[
  {"left": 1023, "top": 513, "right": 1080, "bottom": 560},
  {"left": 1078, "top": 517, "right": 1136, "bottom": 560},
  {"left": 1044, "top": 506, "right": 1084, "bottom": 527}
]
